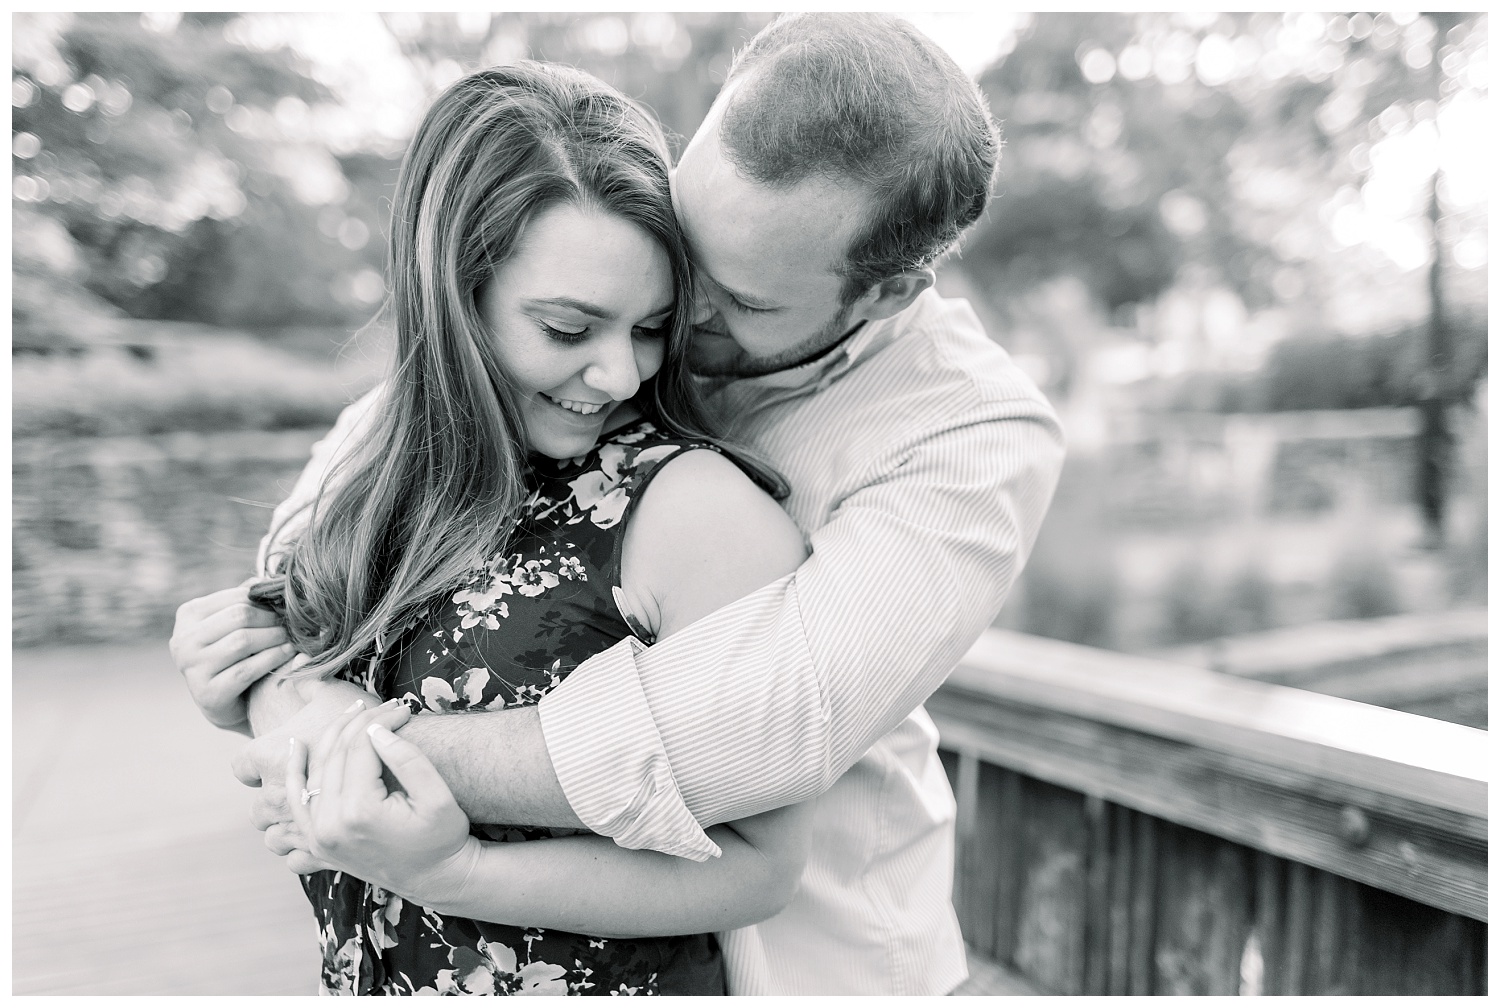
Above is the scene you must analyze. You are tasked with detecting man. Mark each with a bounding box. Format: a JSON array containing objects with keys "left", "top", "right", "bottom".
[{"left": 172, "top": 13, "right": 1063, "bottom": 995}]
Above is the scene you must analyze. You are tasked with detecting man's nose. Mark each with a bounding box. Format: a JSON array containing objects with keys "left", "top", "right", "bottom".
[{"left": 581, "top": 332, "right": 642, "bottom": 402}]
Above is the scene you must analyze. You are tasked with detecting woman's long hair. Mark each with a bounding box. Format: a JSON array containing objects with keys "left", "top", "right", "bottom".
[{"left": 256, "top": 62, "right": 784, "bottom": 679}]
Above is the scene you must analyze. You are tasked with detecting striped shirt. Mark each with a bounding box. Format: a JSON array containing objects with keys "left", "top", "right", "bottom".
[
  {"left": 260, "top": 290, "right": 1064, "bottom": 996},
  {"left": 539, "top": 290, "right": 1064, "bottom": 994}
]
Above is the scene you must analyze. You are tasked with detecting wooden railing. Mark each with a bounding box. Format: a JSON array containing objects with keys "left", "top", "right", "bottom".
[{"left": 932, "top": 629, "right": 1488, "bottom": 996}]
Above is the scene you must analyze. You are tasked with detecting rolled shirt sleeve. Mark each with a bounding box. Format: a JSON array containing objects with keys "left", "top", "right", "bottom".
[{"left": 538, "top": 397, "right": 1066, "bottom": 859}]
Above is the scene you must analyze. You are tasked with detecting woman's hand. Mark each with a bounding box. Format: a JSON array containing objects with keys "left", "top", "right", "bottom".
[{"left": 287, "top": 701, "right": 480, "bottom": 904}]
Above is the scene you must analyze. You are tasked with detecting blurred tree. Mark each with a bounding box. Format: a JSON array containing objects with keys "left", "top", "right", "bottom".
[
  {"left": 1413, "top": 12, "right": 1463, "bottom": 545},
  {"left": 966, "top": 15, "right": 1270, "bottom": 317},
  {"left": 374, "top": 12, "right": 772, "bottom": 147},
  {"left": 12, "top": 13, "right": 385, "bottom": 337},
  {"left": 962, "top": 12, "right": 1486, "bottom": 540},
  {"left": 11, "top": 12, "right": 780, "bottom": 350},
  {"left": 1252, "top": 311, "right": 1486, "bottom": 413}
]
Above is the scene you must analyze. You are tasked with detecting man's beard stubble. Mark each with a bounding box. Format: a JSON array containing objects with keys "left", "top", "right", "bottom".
[{"left": 687, "top": 302, "right": 858, "bottom": 380}]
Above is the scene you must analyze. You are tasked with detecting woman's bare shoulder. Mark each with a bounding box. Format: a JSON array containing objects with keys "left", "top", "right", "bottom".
[{"left": 620, "top": 447, "right": 806, "bottom": 641}]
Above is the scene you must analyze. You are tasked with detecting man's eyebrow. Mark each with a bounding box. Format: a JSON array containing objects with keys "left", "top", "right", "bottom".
[{"left": 527, "top": 296, "right": 674, "bottom": 319}]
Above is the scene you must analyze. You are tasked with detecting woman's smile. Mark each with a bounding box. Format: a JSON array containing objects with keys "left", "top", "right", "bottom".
[
  {"left": 532, "top": 391, "right": 624, "bottom": 444},
  {"left": 541, "top": 394, "right": 609, "bottom": 416}
]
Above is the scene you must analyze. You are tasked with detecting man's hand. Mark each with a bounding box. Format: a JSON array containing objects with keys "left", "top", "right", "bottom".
[
  {"left": 171, "top": 581, "right": 301, "bottom": 735},
  {"left": 232, "top": 683, "right": 382, "bottom": 829},
  {"left": 285, "top": 702, "right": 476, "bottom": 894},
  {"left": 232, "top": 683, "right": 411, "bottom": 872}
]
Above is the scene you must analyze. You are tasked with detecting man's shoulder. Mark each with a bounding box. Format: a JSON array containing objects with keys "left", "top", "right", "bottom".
[
  {"left": 872, "top": 292, "right": 1050, "bottom": 413},
  {"left": 335, "top": 384, "right": 386, "bottom": 429}
]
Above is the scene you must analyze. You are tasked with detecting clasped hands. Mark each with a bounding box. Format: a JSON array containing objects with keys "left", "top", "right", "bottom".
[
  {"left": 282, "top": 699, "right": 481, "bottom": 905},
  {"left": 233, "top": 687, "right": 479, "bottom": 904},
  {"left": 172, "top": 582, "right": 475, "bottom": 899}
]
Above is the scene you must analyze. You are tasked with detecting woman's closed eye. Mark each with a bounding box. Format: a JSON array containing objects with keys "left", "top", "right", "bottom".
[
  {"left": 535, "top": 318, "right": 669, "bottom": 345},
  {"left": 535, "top": 318, "right": 590, "bottom": 344}
]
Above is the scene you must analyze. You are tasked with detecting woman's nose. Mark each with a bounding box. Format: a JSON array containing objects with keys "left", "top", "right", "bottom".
[{"left": 581, "top": 332, "right": 643, "bottom": 401}]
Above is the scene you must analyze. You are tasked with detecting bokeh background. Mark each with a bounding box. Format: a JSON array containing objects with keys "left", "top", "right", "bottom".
[
  {"left": 9, "top": 11, "right": 1489, "bottom": 997},
  {"left": 11, "top": 12, "right": 1488, "bottom": 702}
]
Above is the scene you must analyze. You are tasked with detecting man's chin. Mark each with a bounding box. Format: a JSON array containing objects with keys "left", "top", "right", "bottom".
[
  {"left": 687, "top": 333, "right": 752, "bottom": 378},
  {"left": 688, "top": 314, "right": 855, "bottom": 379},
  {"left": 688, "top": 349, "right": 777, "bottom": 379}
]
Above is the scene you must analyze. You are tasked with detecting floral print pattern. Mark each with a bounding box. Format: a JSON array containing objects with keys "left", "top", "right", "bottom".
[{"left": 303, "top": 420, "right": 727, "bottom": 996}]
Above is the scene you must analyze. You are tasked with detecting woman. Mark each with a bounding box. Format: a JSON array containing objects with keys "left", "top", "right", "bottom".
[{"left": 252, "top": 63, "right": 810, "bottom": 996}]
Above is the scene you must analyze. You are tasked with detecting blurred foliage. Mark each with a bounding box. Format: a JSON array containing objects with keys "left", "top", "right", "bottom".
[
  {"left": 959, "top": 11, "right": 1488, "bottom": 453},
  {"left": 1443, "top": 492, "right": 1487, "bottom": 606},
  {"left": 1222, "top": 563, "right": 1278, "bottom": 635},
  {"left": 962, "top": 12, "right": 1486, "bottom": 313},
  {"left": 381, "top": 12, "right": 773, "bottom": 148},
  {"left": 1156, "top": 555, "right": 1281, "bottom": 645},
  {"left": 1257, "top": 313, "right": 1486, "bottom": 411},
  {"left": 1160, "top": 555, "right": 1232, "bottom": 646},
  {"left": 1013, "top": 456, "right": 1121, "bottom": 648},
  {"left": 12, "top": 206, "right": 130, "bottom": 354},
  {"left": 1328, "top": 541, "right": 1403, "bottom": 620},
  {"left": 11, "top": 12, "right": 774, "bottom": 347},
  {"left": 11, "top": 331, "right": 372, "bottom": 438},
  {"left": 1156, "top": 307, "right": 1488, "bottom": 413},
  {"left": 12, "top": 13, "right": 387, "bottom": 335}
]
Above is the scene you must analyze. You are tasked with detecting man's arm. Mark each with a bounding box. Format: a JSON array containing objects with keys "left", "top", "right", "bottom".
[
  {"left": 286, "top": 707, "right": 813, "bottom": 938},
  {"left": 538, "top": 397, "right": 1065, "bottom": 858},
  {"left": 374, "top": 395, "right": 1064, "bottom": 857},
  {"left": 398, "top": 706, "right": 585, "bottom": 829},
  {"left": 196, "top": 381, "right": 1063, "bottom": 857}
]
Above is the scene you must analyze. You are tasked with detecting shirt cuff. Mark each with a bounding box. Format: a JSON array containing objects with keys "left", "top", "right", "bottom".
[{"left": 537, "top": 636, "right": 722, "bottom": 862}]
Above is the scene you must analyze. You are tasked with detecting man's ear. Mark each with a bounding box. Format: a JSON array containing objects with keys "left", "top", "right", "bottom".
[{"left": 849, "top": 268, "right": 935, "bottom": 324}]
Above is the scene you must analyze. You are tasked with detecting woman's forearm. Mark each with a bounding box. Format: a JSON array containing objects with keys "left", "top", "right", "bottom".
[{"left": 414, "top": 811, "right": 807, "bottom": 938}]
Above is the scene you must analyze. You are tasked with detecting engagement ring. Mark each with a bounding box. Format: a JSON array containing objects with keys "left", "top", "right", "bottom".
[{"left": 300, "top": 788, "right": 321, "bottom": 805}]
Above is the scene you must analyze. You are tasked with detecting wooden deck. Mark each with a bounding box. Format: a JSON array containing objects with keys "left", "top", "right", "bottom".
[
  {"left": 12, "top": 642, "right": 1036, "bottom": 997},
  {"left": 12, "top": 642, "right": 320, "bottom": 996},
  {"left": 952, "top": 948, "right": 1042, "bottom": 995},
  {"left": 15, "top": 634, "right": 1484, "bottom": 996}
]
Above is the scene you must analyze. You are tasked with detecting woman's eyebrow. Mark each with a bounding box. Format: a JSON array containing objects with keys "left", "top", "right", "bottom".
[{"left": 526, "top": 296, "right": 674, "bottom": 320}]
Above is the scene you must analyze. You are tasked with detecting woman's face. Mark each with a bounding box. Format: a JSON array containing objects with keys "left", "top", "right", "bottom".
[{"left": 479, "top": 201, "right": 673, "bottom": 461}]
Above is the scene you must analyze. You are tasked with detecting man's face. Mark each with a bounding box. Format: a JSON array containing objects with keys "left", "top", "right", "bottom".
[{"left": 673, "top": 108, "right": 870, "bottom": 379}]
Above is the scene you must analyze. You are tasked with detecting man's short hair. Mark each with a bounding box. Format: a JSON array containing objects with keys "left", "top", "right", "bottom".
[{"left": 720, "top": 13, "right": 1000, "bottom": 304}]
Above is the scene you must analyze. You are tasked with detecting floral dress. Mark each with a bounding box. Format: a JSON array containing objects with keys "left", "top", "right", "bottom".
[{"left": 302, "top": 418, "right": 727, "bottom": 996}]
